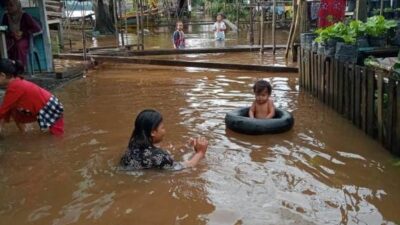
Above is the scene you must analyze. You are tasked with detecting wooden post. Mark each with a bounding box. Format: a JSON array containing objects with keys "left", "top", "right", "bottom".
[
  {"left": 366, "top": 69, "right": 375, "bottom": 137},
  {"left": 136, "top": 0, "right": 140, "bottom": 50},
  {"left": 395, "top": 81, "right": 400, "bottom": 154},
  {"left": 387, "top": 76, "right": 395, "bottom": 150},
  {"left": 113, "top": 0, "right": 119, "bottom": 47},
  {"left": 250, "top": 4, "right": 254, "bottom": 45},
  {"left": 272, "top": 0, "right": 276, "bottom": 54},
  {"left": 140, "top": 0, "right": 145, "bottom": 50},
  {"left": 260, "top": 5, "right": 265, "bottom": 54},
  {"left": 355, "top": 0, "right": 368, "bottom": 21},
  {"left": 236, "top": 0, "right": 239, "bottom": 29},
  {"left": 377, "top": 72, "right": 384, "bottom": 143},
  {"left": 285, "top": 0, "right": 297, "bottom": 59},
  {"left": 118, "top": 0, "right": 125, "bottom": 47}
]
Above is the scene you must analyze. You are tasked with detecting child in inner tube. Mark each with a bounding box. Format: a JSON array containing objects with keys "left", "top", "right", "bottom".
[{"left": 249, "top": 80, "right": 275, "bottom": 119}]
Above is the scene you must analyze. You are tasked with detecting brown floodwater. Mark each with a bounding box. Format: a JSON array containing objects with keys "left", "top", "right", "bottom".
[
  {"left": 0, "top": 64, "right": 400, "bottom": 225},
  {"left": 71, "top": 23, "right": 289, "bottom": 51}
]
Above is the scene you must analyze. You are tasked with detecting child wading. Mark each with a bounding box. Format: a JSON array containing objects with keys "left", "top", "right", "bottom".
[
  {"left": 172, "top": 21, "right": 185, "bottom": 49},
  {"left": 213, "top": 14, "right": 226, "bottom": 41},
  {"left": 0, "top": 59, "right": 64, "bottom": 135},
  {"left": 249, "top": 80, "right": 276, "bottom": 119},
  {"left": 120, "top": 109, "right": 208, "bottom": 170}
]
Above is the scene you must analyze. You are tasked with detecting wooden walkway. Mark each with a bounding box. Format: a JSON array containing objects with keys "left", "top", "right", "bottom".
[{"left": 57, "top": 53, "right": 298, "bottom": 73}]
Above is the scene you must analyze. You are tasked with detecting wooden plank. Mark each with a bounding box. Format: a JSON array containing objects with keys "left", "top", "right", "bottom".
[
  {"left": 324, "top": 60, "right": 329, "bottom": 103},
  {"left": 350, "top": 65, "right": 355, "bottom": 121},
  {"left": 366, "top": 69, "right": 375, "bottom": 137},
  {"left": 57, "top": 53, "right": 298, "bottom": 73},
  {"left": 46, "top": 11, "right": 62, "bottom": 18},
  {"left": 314, "top": 53, "right": 318, "bottom": 96},
  {"left": 395, "top": 81, "right": 400, "bottom": 155},
  {"left": 386, "top": 77, "right": 395, "bottom": 150},
  {"left": 354, "top": 66, "right": 361, "bottom": 128},
  {"left": 319, "top": 55, "right": 324, "bottom": 101},
  {"left": 377, "top": 72, "right": 384, "bottom": 143},
  {"left": 333, "top": 59, "right": 339, "bottom": 110},
  {"left": 344, "top": 63, "right": 350, "bottom": 118},
  {"left": 310, "top": 50, "right": 313, "bottom": 92},
  {"left": 329, "top": 58, "right": 334, "bottom": 107},
  {"left": 306, "top": 50, "right": 310, "bottom": 91},
  {"left": 338, "top": 62, "right": 344, "bottom": 114},
  {"left": 361, "top": 67, "right": 367, "bottom": 132},
  {"left": 299, "top": 48, "right": 303, "bottom": 86}
]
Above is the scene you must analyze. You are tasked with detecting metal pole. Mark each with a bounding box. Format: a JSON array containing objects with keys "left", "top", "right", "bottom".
[
  {"left": 380, "top": 0, "right": 384, "bottom": 15},
  {"left": 272, "top": 0, "right": 276, "bottom": 54},
  {"left": 260, "top": 5, "right": 264, "bottom": 54},
  {"left": 82, "top": 0, "right": 87, "bottom": 62}
]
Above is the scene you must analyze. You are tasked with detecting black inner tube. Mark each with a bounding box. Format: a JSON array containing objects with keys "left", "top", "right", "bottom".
[{"left": 225, "top": 107, "right": 294, "bottom": 135}]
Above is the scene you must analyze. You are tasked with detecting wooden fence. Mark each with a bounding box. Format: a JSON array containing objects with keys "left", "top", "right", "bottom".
[{"left": 299, "top": 48, "right": 400, "bottom": 155}]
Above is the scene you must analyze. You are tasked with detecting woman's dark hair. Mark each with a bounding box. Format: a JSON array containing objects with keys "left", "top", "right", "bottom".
[
  {"left": 253, "top": 80, "right": 272, "bottom": 95},
  {"left": 0, "top": 59, "right": 24, "bottom": 78},
  {"left": 128, "top": 109, "right": 163, "bottom": 150}
]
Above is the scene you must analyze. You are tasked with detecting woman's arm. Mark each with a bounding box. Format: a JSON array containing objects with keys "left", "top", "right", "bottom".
[
  {"left": 21, "top": 13, "right": 42, "bottom": 39},
  {"left": 182, "top": 137, "right": 208, "bottom": 168},
  {"left": 249, "top": 102, "right": 256, "bottom": 118},
  {"left": 266, "top": 100, "right": 276, "bottom": 119}
]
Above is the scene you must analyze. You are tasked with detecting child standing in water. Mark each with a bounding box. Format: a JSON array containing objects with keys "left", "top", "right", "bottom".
[
  {"left": 120, "top": 109, "right": 208, "bottom": 170},
  {"left": 213, "top": 14, "right": 226, "bottom": 41},
  {"left": 249, "top": 80, "right": 275, "bottom": 119},
  {"left": 172, "top": 21, "right": 185, "bottom": 49}
]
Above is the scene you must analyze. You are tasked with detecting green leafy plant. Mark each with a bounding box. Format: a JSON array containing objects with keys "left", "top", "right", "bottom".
[
  {"left": 349, "top": 20, "right": 367, "bottom": 37},
  {"left": 365, "top": 15, "right": 398, "bottom": 37},
  {"left": 315, "top": 22, "right": 356, "bottom": 44},
  {"left": 384, "top": 7, "right": 394, "bottom": 13}
]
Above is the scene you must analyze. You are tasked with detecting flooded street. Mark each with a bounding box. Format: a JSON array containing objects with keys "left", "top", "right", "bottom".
[{"left": 0, "top": 64, "right": 399, "bottom": 225}]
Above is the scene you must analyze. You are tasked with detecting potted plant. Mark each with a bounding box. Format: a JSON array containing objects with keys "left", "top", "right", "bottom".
[
  {"left": 349, "top": 20, "right": 369, "bottom": 48},
  {"left": 395, "top": 8, "right": 400, "bottom": 19},
  {"left": 300, "top": 32, "right": 317, "bottom": 50},
  {"left": 315, "top": 23, "right": 349, "bottom": 57},
  {"left": 365, "top": 15, "right": 397, "bottom": 47},
  {"left": 383, "top": 7, "right": 394, "bottom": 19}
]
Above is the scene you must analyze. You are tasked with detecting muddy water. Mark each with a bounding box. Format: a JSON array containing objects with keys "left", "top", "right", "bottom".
[
  {"left": 0, "top": 64, "right": 400, "bottom": 225},
  {"left": 75, "top": 23, "right": 289, "bottom": 50}
]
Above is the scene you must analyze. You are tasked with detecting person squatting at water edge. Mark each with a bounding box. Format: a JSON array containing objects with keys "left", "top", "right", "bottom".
[
  {"left": 249, "top": 80, "right": 276, "bottom": 119},
  {"left": 120, "top": 109, "right": 209, "bottom": 170},
  {"left": 1, "top": 0, "right": 41, "bottom": 68},
  {"left": 0, "top": 59, "right": 64, "bottom": 136}
]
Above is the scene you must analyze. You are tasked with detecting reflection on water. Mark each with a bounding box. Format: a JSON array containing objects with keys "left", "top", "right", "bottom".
[
  {"left": 0, "top": 64, "right": 400, "bottom": 225},
  {"left": 77, "top": 23, "right": 289, "bottom": 50}
]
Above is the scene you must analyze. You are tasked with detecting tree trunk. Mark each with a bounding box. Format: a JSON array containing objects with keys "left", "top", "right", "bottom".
[{"left": 94, "top": 0, "right": 115, "bottom": 34}]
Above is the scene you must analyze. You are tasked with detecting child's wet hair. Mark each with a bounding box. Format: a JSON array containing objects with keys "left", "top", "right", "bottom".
[
  {"left": 253, "top": 80, "right": 272, "bottom": 95},
  {"left": 128, "top": 109, "right": 163, "bottom": 150},
  {"left": 0, "top": 59, "right": 24, "bottom": 78}
]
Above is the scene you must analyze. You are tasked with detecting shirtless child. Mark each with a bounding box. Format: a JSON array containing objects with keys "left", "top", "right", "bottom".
[{"left": 249, "top": 80, "right": 275, "bottom": 119}]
